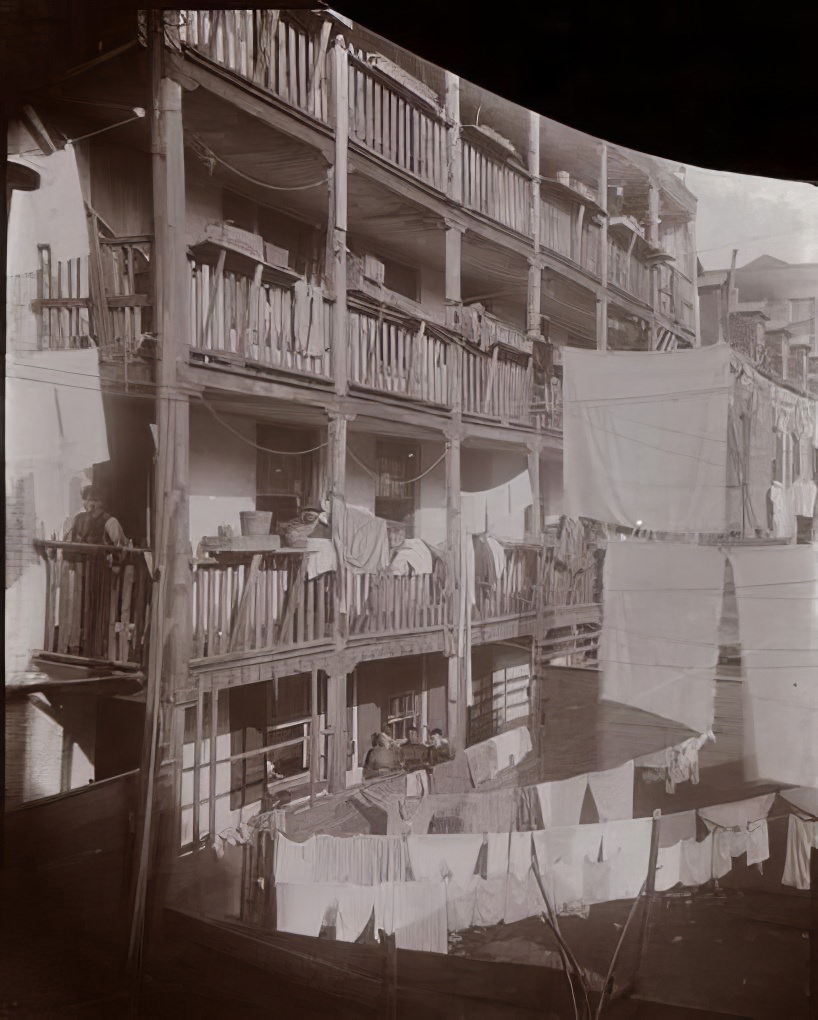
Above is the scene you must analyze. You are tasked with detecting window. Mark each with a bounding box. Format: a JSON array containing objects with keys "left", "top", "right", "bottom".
[
  {"left": 256, "top": 424, "right": 325, "bottom": 528},
  {"left": 387, "top": 691, "right": 420, "bottom": 740},
  {"left": 789, "top": 298, "right": 815, "bottom": 324},
  {"left": 375, "top": 439, "right": 420, "bottom": 524}
]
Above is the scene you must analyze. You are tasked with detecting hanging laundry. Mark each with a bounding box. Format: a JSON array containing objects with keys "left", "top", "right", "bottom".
[
  {"left": 406, "top": 834, "right": 483, "bottom": 888},
  {"left": 699, "top": 793, "right": 776, "bottom": 830},
  {"left": 709, "top": 830, "right": 734, "bottom": 880},
  {"left": 292, "top": 279, "right": 326, "bottom": 357},
  {"left": 333, "top": 501, "right": 390, "bottom": 573},
  {"left": 374, "top": 880, "right": 448, "bottom": 954},
  {"left": 405, "top": 769, "right": 430, "bottom": 798},
  {"left": 768, "top": 481, "right": 796, "bottom": 539},
  {"left": 430, "top": 751, "right": 473, "bottom": 794},
  {"left": 490, "top": 726, "right": 533, "bottom": 774},
  {"left": 276, "top": 883, "right": 338, "bottom": 937},
  {"left": 667, "top": 732, "right": 713, "bottom": 792},
  {"left": 535, "top": 773, "right": 589, "bottom": 828},
  {"left": 655, "top": 841, "right": 682, "bottom": 892},
  {"left": 274, "top": 832, "right": 316, "bottom": 883},
  {"left": 599, "top": 541, "right": 724, "bottom": 734},
  {"left": 746, "top": 820, "right": 770, "bottom": 866},
  {"left": 781, "top": 814, "right": 818, "bottom": 890},
  {"left": 486, "top": 484, "right": 511, "bottom": 528},
  {"left": 335, "top": 884, "right": 377, "bottom": 943},
  {"left": 446, "top": 875, "right": 479, "bottom": 932},
  {"left": 311, "top": 834, "right": 411, "bottom": 885},
  {"left": 305, "top": 537, "right": 337, "bottom": 579},
  {"left": 601, "top": 818, "right": 654, "bottom": 900},
  {"left": 587, "top": 760, "right": 634, "bottom": 822},
  {"left": 658, "top": 811, "right": 698, "bottom": 848},
  {"left": 484, "top": 534, "right": 507, "bottom": 582},
  {"left": 486, "top": 833, "right": 511, "bottom": 879},
  {"left": 464, "top": 738, "right": 498, "bottom": 787},
  {"left": 389, "top": 537, "right": 433, "bottom": 576},
  {"left": 729, "top": 546, "right": 818, "bottom": 788},
  {"left": 791, "top": 477, "right": 817, "bottom": 517},
  {"left": 461, "top": 490, "right": 487, "bottom": 535},
  {"left": 679, "top": 834, "right": 714, "bottom": 887},
  {"left": 562, "top": 345, "right": 731, "bottom": 533},
  {"left": 472, "top": 875, "right": 508, "bottom": 927}
]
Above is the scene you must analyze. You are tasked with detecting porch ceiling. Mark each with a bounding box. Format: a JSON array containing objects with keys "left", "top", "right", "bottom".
[
  {"left": 182, "top": 85, "right": 330, "bottom": 224},
  {"left": 196, "top": 392, "right": 330, "bottom": 428},
  {"left": 461, "top": 231, "right": 529, "bottom": 302}
]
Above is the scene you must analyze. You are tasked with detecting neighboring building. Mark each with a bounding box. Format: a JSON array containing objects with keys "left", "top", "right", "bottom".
[{"left": 5, "top": 9, "right": 699, "bottom": 845}]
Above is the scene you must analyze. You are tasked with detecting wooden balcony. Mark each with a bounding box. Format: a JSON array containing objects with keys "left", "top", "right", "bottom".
[
  {"left": 189, "top": 255, "right": 332, "bottom": 380},
  {"left": 607, "top": 238, "right": 650, "bottom": 304},
  {"left": 461, "top": 342, "right": 533, "bottom": 425},
  {"left": 540, "top": 197, "right": 601, "bottom": 278},
  {"left": 192, "top": 550, "right": 334, "bottom": 659},
  {"left": 179, "top": 10, "right": 331, "bottom": 124},
  {"left": 657, "top": 263, "right": 695, "bottom": 330},
  {"left": 462, "top": 139, "right": 531, "bottom": 236},
  {"left": 348, "top": 50, "right": 447, "bottom": 191},
  {"left": 98, "top": 236, "right": 153, "bottom": 359},
  {"left": 348, "top": 303, "right": 452, "bottom": 406},
  {"left": 33, "top": 253, "right": 92, "bottom": 351},
  {"left": 35, "top": 541, "right": 152, "bottom": 667},
  {"left": 346, "top": 571, "right": 447, "bottom": 638},
  {"left": 473, "top": 542, "right": 539, "bottom": 623}
]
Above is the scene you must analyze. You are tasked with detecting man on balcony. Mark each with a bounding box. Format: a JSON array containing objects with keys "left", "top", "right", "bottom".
[{"left": 64, "top": 485, "right": 128, "bottom": 546}]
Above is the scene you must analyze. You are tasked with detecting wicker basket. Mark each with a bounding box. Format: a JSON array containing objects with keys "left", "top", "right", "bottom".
[
  {"left": 239, "top": 511, "right": 273, "bottom": 537},
  {"left": 280, "top": 520, "right": 315, "bottom": 548}
]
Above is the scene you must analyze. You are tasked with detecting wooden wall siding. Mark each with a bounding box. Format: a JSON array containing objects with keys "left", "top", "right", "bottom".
[
  {"left": 347, "top": 54, "right": 446, "bottom": 191},
  {"left": 540, "top": 197, "right": 601, "bottom": 278},
  {"left": 580, "top": 222, "right": 601, "bottom": 277},
  {"left": 191, "top": 554, "right": 334, "bottom": 658},
  {"left": 346, "top": 572, "right": 447, "bottom": 637},
  {"left": 35, "top": 253, "right": 92, "bottom": 350},
  {"left": 36, "top": 542, "right": 152, "bottom": 666},
  {"left": 657, "top": 262, "right": 695, "bottom": 329},
  {"left": 607, "top": 238, "right": 650, "bottom": 304},
  {"left": 189, "top": 259, "right": 331, "bottom": 379},
  {"left": 348, "top": 307, "right": 451, "bottom": 406},
  {"left": 531, "top": 377, "right": 563, "bottom": 432},
  {"left": 462, "top": 141, "right": 531, "bottom": 236},
  {"left": 98, "top": 238, "right": 152, "bottom": 357},
  {"left": 461, "top": 345, "right": 533, "bottom": 424},
  {"left": 473, "top": 544, "right": 539, "bottom": 622},
  {"left": 179, "top": 10, "right": 330, "bottom": 123}
]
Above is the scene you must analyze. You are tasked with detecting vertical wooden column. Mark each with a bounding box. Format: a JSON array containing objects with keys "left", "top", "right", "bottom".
[
  {"left": 647, "top": 184, "right": 660, "bottom": 349},
  {"left": 326, "top": 666, "right": 349, "bottom": 794},
  {"left": 527, "top": 257, "right": 543, "bottom": 340},
  {"left": 444, "top": 70, "right": 462, "bottom": 205},
  {"left": 596, "top": 142, "right": 609, "bottom": 351},
  {"left": 445, "top": 428, "right": 465, "bottom": 749},
  {"left": 527, "top": 442, "right": 541, "bottom": 538},
  {"left": 527, "top": 111, "right": 542, "bottom": 339},
  {"left": 330, "top": 35, "right": 349, "bottom": 394},
  {"left": 444, "top": 218, "right": 465, "bottom": 339},
  {"left": 327, "top": 412, "right": 349, "bottom": 792},
  {"left": 129, "top": 13, "right": 191, "bottom": 985}
]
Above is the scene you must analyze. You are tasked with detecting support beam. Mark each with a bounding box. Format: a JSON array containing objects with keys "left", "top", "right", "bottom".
[
  {"left": 597, "top": 142, "right": 609, "bottom": 351},
  {"left": 445, "top": 431, "right": 465, "bottom": 750},
  {"left": 330, "top": 35, "right": 349, "bottom": 394},
  {"left": 326, "top": 669, "right": 348, "bottom": 793},
  {"left": 444, "top": 71, "right": 461, "bottom": 205},
  {"left": 444, "top": 219, "right": 465, "bottom": 334},
  {"left": 527, "top": 444, "right": 541, "bottom": 538},
  {"left": 527, "top": 257, "right": 543, "bottom": 339}
]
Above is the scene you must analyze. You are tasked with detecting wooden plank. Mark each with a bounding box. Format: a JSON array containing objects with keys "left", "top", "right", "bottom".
[{"left": 279, "top": 555, "right": 308, "bottom": 646}]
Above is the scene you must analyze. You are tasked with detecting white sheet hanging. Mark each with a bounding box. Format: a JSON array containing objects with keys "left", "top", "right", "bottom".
[
  {"left": 728, "top": 545, "right": 818, "bottom": 788},
  {"left": 562, "top": 345, "right": 731, "bottom": 533},
  {"left": 599, "top": 540, "right": 724, "bottom": 733}
]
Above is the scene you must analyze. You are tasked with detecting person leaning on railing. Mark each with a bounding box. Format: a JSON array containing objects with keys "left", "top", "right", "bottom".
[{"left": 63, "top": 485, "right": 128, "bottom": 546}]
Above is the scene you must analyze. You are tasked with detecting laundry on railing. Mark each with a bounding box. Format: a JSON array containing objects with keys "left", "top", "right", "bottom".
[
  {"left": 333, "top": 501, "right": 391, "bottom": 574},
  {"left": 388, "top": 537, "right": 433, "bottom": 576}
]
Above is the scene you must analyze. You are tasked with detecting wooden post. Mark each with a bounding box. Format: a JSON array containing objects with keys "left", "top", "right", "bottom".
[
  {"left": 330, "top": 35, "right": 348, "bottom": 394},
  {"left": 631, "top": 808, "right": 662, "bottom": 995},
  {"left": 128, "top": 11, "right": 191, "bottom": 996},
  {"left": 597, "top": 142, "right": 608, "bottom": 352},
  {"left": 810, "top": 846, "right": 818, "bottom": 1020},
  {"left": 527, "top": 257, "right": 542, "bottom": 341},
  {"left": 527, "top": 442, "right": 541, "bottom": 538},
  {"left": 326, "top": 667, "right": 348, "bottom": 794},
  {"left": 444, "top": 71, "right": 461, "bottom": 205},
  {"left": 444, "top": 219, "right": 464, "bottom": 334},
  {"left": 527, "top": 111, "right": 542, "bottom": 340},
  {"left": 309, "top": 667, "right": 319, "bottom": 804},
  {"left": 445, "top": 429, "right": 464, "bottom": 749},
  {"left": 384, "top": 929, "right": 398, "bottom": 1020}
]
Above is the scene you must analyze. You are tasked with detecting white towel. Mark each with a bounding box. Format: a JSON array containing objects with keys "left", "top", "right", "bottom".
[{"left": 588, "top": 760, "right": 634, "bottom": 822}]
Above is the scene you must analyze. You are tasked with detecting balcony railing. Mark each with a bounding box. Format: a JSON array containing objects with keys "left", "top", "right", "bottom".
[
  {"left": 460, "top": 305, "right": 532, "bottom": 356},
  {"left": 539, "top": 197, "right": 601, "bottom": 278},
  {"left": 98, "top": 237, "right": 153, "bottom": 358},
  {"left": 462, "top": 141, "right": 531, "bottom": 236},
  {"left": 346, "top": 571, "right": 447, "bottom": 637},
  {"left": 35, "top": 541, "right": 152, "bottom": 666},
  {"left": 473, "top": 542, "right": 539, "bottom": 622},
  {"left": 531, "top": 376, "right": 563, "bottom": 433},
  {"left": 34, "top": 254, "right": 92, "bottom": 351},
  {"left": 541, "top": 529, "right": 603, "bottom": 608},
  {"left": 189, "top": 258, "right": 332, "bottom": 379},
  {"left": 179, "top": 10, "right": 330, "bottom": 123},
  {"left": 192, "top": 551, "right": 334, "bottom": 659},
  {"left": 461, "top": 344, "right": 533, "bottom": 424},
  {"left": 348, "top": 52, "right": 447, "bottom": 191},
  {"left": 348, "top": 305, "right": 451, "bottom": 405},
  {"left": 607, "top": 239, "right": 650, "bottom": 304}
]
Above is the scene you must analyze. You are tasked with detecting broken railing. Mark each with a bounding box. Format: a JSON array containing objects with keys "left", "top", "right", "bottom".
[
  {"left": 35, "top": 541, "right": 152, "bottom": 665},
  {"left": 192, "top": 550, "right": 335, "bottom": 659},
  {"left": 460, "top": 342, "right": 533, "bottom": 424},
  {"left": 179, "top": 9, "right": 331, "bottom": 123},
  {"left": 461, "top": 139, "right": 531, "bottom": 236},
  {"left": 473, "top": 541, "right": 539, "bottom": 623}
]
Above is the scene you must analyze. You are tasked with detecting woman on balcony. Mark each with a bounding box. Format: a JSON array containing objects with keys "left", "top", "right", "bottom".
[{"left": 63, "top": 485, "right": 128, "bottom": 546}]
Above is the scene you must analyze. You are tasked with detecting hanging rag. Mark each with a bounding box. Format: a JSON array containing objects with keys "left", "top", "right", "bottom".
[
  {"left": 461, "top": 490, "right": 488, "bottom": 535},
  {"left": 599, "top": 541, "right": 724, "bottom": 734},
  {"left": 655, "top": 841, "right": 682, "bottom": 892},
  {"left": 658, "top": 811, "right": 698, "bottom": 848},
  {"left": 587, "top": 760, "right": 635, "bottom": 822},
  {"left": 679, "top": 833, "right": 714, "bottom": 887},
  {"left": 305, "top": 537, "right": 337, "bottom": 579},
  {"left": 274, "top": 832, "right": 316, "bottom": 884},
  {"left": 389, "top": 537, "right": 433, "bottom": 576},
  {"left": 781, "top": 814, "right": 818, "bottom": 890},
  {"left": 430, "top": 751, "right": 474, "bottom": 794},
  {"left": 601, "top": 818, "right": 653, "bottom": 900},
  {"left": 446, "top": 875, "right": 479, "bottom": 932},
  {"left": 374, "top": 880, "right": 448, "bottom": 954},
  {"left": 276, "top": 883, "right": 338, "bottom": 937},
  {"left": 768, "top": 481, "right": 796, "bottom": 539},
  {"left": 582, "top": 855, "right": 613, "bottom": 906},
  {"left": 464, "top": 738, "right": 499, "bottom": 787},
  {"left": 792, "top": 477, "right": 817, "bottom": 517},
  {"left": 406, "top": 834, "right": 483, "bottom": 888},
  {"left": 472, "top": 875, "right": 508, "bottom": 926},
  {"left": 336, "top": 503, "right": 391, "bottom": 573},
  {"left": 728, "top": 546, "right": 818, "bottom": 788},
  {"left": 698, "top": 794, "right": 776, "bottom": 831},
  {"left": 491, "top": 726, "right": 533, "bottom": 774},
  {"left": 535, "top": 773, "right": 589, "bottom": 828},
  {"left": 484, "top": 534, "right": 507, "bottom": 581},
  {"left": 562, "top": 345, "right": 731, "bottom": 532},
  {"left": 486, "top": 832, "right": 511, "bottom": 879},
  {"left": 335, "top": 884, "right": 378, "bottom": 943}
]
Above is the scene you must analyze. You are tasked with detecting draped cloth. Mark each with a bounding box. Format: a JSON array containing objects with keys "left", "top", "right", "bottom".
[
  {"left": 728, "top": 546, "right": 818, "bottom": 788},
  {"left": 562, "top": 345, "right": 731, "bottom": 533},
  {"left": 599, "top": 541, "right": 724, "bottom": 733}
]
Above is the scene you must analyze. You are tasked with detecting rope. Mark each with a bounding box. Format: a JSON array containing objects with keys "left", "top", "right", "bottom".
[
  {"left": 199, "top": 398, "right": 328, "bottom": 455},
  {"left": 187, "top": 133, "right": 329, "bottom": 192},
  {"left": 347, "top": 445, "right": 447, "bottom": 484}
]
